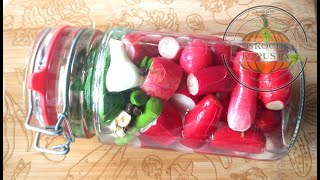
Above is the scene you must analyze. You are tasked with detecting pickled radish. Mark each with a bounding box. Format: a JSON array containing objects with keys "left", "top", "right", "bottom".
[
  {"left": 169, "top": 74, "right": 203, "bottom": 120},
  {"left": 209, "top": 123, "right": 266, "bottom": 153},
  {"left": 227, "top": 84, "right": 258, "bottom": 132},
  {"left": 181, "top": 94, "right": 223, "bottom": 149},
  {"left": 140, "top": 57, "right": 183, "bottom": 101},
  {"left": 158, "top": 37, "right": 183, "bottom": 61},
  {"left": 179, "top": 39, "right": 213, "bottom": 73},
  {"left": 227, "top": 51, "right": 260, "bottom": 132},
  {"left": 187, "top": 65, "right": 235, "bottom": 96},
  {"left": 258, "top": 70, "right": 292, "bottom": 110},
  {"left": 139, "top": 102, "right": 182, "bottom": 146},
  {"left": 106, "top": 38, "right": 145, "bottom": 92},
  {"left": 122, "top": 33, "right": 161, "bottom": 64}
]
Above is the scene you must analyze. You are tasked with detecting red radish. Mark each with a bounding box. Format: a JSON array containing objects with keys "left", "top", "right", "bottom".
[
  {"left": 187, "top": 65, "right": 236, "bottom": 96},
  {"left": 252, "top": 101, "right": 281, "bottom": 132},
  {"left": 209, "top": 123, "right": 266, "bottom": 153},
  {"left": 140, "top": 57, "right": 183, "bottom": 101},
  {"left": 181, "top": 94, "right": 223, "bottom": 149},
  {"left": 215, "top": 92, "right": 231, "bottom": 122},
  {"left": 258, "top": 70, "right": 292, "bottom": 110},
  {"left": 139, "top": 102, "right": 183, "bottom": 146},
  {"left": 169, "top": 74, "right": 203, "bottom": 120},
  {"left": 227, "top": 84, "right": 258, "bottom": 132},
  {"left": 179, "top": 39, "right": 213, "bottom": 73},
  {"left": 227, "top": 51, "right": 260, "bottom": 132},
  {"left": 122, "top": 33, "right": 161, "bottom": 65},
  {"left": 158, "top": 37, "right": 183, "bottom": 61}
]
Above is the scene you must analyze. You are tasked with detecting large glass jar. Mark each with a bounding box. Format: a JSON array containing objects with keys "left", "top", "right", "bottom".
[{"left": 23, "top": 26, "right": 305, "bottom": 160}]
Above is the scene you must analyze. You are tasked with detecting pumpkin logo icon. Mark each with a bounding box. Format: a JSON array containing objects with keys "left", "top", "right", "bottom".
[{"left": 240, "top": 15, "right": 301, "bottom": 75}]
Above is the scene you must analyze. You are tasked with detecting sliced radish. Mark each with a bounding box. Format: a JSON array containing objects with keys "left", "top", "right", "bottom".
[
  {"left": 181, "top": 94, "right": 223, "bottom": 149},
  {"left": 158, "top": 37, "right": 183, "bottom": 61},
  {"left": 106, "top": 38, "right": 145, "bottom": 92},
  {"left": 139, "top": 101, "right": 182, "bottom": 146},
  {"left": 122, "top": 33, "right": 161, "bottom": 65},
  {"left": 169, "top": 74, "right": 203, "bottom": 120},
  {"left": 227, "top": 51, "right": 260, "bottom": 132},
  {"left": 140, "top": 57, "right": 183, "bottom": 101},
  {"left": 258, "top": 70, "right": 292, "bottom": 110},
  {"left": 179, "top": 39, "right": 213, "bottom": 73},
  {"left": 187, "top": 65, "right": 235, "bottom": 96}
]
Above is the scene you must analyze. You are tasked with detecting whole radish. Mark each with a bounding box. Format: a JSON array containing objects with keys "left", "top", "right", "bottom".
[
  {"left": 179, "top": 39, "right": 213, "bottom": 73},
  {"left": 227, "top": 51, "right": 260, "bottom": 132},
  {"left": 181, "top": 94, "right": 223, "bottom": 149}
]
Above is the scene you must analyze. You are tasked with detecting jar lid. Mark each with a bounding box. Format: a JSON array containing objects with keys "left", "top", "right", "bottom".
[{"left": 24, "top": 26, "right": 103, "bottom": 154}]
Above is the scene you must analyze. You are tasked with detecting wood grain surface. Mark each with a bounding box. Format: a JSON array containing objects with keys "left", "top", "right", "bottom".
[{"left": 3, "top": 0, "right": 317, "bottom": 179}]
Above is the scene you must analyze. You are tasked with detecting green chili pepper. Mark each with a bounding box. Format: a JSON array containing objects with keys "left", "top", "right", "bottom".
[
  {"left": 147, "top": 58, "right": 153, "bottom": 69},
  {"left": 130, "top": 90, "right": 148, "bottom": 106},
  {"left": 134, "top": 97, "right": 163, "bottom": 129},
  {"left": 140, "top": 56, "right": 149, "bottom": 69}
]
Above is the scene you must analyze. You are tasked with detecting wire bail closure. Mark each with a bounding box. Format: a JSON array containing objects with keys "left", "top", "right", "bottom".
[{"left": 24, "top": 26, "right": 77, "bottom": 155}]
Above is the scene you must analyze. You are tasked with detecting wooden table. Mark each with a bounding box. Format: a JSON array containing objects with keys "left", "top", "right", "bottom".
[{"left": 3, "top": 0, "right": 317, "bottom": 179}]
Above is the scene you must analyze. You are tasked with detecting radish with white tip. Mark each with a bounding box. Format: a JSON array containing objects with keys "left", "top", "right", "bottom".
[
  {"left": 187, "top": 65, "right": 235, "bottom": 96},
  {"left": 227, "top": 51, "right": 260, "bottom": 132},
  {"left": 158, "top": 37, "right": 184, "bottom": 61},
  {"left": 169, "top": 74, "right": 203, "bottom": 121},
  {"left": 258, "top": 69, "right": 292, "bottom": 110}
]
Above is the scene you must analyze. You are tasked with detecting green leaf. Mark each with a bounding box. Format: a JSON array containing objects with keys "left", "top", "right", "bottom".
[
  {"left": 287, "top": 53, "right": 302, "bottom": 64},
  {"left": 261, "top": 28, "right": 272, "bottom": 42}
]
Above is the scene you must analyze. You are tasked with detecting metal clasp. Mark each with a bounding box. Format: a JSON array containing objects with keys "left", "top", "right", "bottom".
[
  {"left": 24, "top": 26, "right": 80, "bottom": 155},
  {"left": 33, "top": 113, "right": 74, "bottom": 155}
]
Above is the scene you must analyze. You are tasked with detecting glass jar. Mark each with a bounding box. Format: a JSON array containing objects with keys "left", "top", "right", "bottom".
[{"left": 23, "top": 26, "right": 305, "bottom": 160}]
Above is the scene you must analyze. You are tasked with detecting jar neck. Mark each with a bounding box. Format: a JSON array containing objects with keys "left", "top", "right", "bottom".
[{"left": 68, "top": 29, "right": 103, "bottom": 139}]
